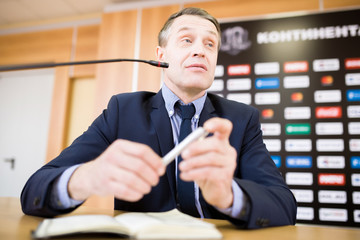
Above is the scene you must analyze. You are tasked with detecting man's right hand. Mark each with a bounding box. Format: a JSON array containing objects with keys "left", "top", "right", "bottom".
[{"left": 67, "top": 139, "right": 165, "bottom": 202}]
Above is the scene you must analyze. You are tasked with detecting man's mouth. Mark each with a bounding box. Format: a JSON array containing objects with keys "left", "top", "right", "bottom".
[{"left": 186, "top": 63, "right": 207, "bottom": 71}]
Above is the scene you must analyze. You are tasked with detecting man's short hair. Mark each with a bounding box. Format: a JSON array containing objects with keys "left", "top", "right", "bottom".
[{"left": 158, "top": 7, "right": 221, "bottom": 50}]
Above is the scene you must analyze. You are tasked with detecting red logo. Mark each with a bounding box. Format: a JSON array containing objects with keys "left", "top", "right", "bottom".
[
  {"left": 345, "top": 58, "right": 360, "bottom": 70},
  {"left": 228, "top": 64, "right": 251, "bottom": 76},
  {"left": 318, "top": 174, "right": 345, "bottom": 186},
  {"left": 262, "top": 109, "right": 274, "bottom": 119},
  {"left": 315, "top": 106, "right": 342, "bottom": 118},
  {"left": 284, "top": 61, "right": 309, "bottom": 73},
  {"left": 291, "top": 92, "right": 303, "bottom": 103},
  {"left": 321, "top": 75, "right": 333, "bottom": 86}
]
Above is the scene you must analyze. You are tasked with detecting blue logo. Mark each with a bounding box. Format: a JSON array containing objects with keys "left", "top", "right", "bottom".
[
  {"left": 271, "top": 155, "right": 281, "bottom": 168},
  {"left": 351, "top": 156, "right": 360, "bottom": 169},
  {"left": 255, "top": 77, "right": 280, "bottom": 89},
  {"left": 286, "top": 156, "right": 312, "bottom": 168},
  {"left": 347, "top": 89, "right": 360, "bottom": 102}
]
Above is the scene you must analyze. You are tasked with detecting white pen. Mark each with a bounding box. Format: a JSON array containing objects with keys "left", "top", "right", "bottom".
[{"left": 162, "top": 127, "right": 209, "bottom": 166}]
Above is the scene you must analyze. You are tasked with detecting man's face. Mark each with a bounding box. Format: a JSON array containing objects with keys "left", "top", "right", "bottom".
[{"left": 157, "top": 15, "right": 219, "bottom": 101}]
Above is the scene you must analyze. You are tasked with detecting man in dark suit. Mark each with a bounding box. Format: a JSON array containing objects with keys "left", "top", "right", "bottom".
[{"left": 21, "top": 7, "right": 297, "bottom": 229}]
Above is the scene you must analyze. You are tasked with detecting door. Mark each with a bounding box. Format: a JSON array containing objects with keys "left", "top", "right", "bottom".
[{"left": 0, "top": 69, "right": 54, "bottom": 197}]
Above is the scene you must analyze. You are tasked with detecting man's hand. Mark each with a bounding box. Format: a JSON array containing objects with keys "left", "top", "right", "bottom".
[
  {"left": 68, "top": 139, "right": 165, "bottom": 202},
  {"left": 179, "top": 117, "right": 237, "bottom": 209}
]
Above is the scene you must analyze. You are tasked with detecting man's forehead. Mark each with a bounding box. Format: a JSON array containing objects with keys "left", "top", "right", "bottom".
[{"left": 171, "top": 15, "right": 218, "bottom": 36}]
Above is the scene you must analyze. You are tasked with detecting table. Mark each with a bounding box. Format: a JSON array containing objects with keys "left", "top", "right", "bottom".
[{"left": 1, "top": 197, "right": 360, "bottom": 240}]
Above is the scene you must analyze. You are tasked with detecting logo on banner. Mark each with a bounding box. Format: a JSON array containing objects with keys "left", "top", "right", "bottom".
[
  {"left": 318, "top": 173, "right": 345, "bottom": 186},
  {"left": 221, "top": 26, "right": 251, "bottom": 55},
  {"left": 345, "top": 58, "right": 360, "bottom": 70},
  {"left": 316, "top": 106, "right": 342, "bottom": 118},
  {"left": 284, "top": 61, "right": 309, "bottom": 73}
]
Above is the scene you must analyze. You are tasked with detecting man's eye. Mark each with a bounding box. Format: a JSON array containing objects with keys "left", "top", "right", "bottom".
[{"left": 184, "top": 39, "right": 191, "bottom": 43}]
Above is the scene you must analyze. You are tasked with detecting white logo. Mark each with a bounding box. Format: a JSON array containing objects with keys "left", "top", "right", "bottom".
[
  {"left": 227, "top": 93, "right": 251, "bottom": 105},
  {"left": 352, "top": 192, "right": 360, "bottom": 204},
  {"left": 208, "top": 79, "right": 224, "bottom": 92},
  {"left": 316, "top": 139, "right": 344, "bottom": 152},
  {"left": 255, "top": 92, "right": 280, "bottom": 105},
  {"left": 350, "top": 139, "right": 360, "bottom": 152},
  {"left": 263, "top": 139, "right": 281, "bottom": 152},
  {"left": 296, "top": 207, "right": 314, "bottom": 221},
  {"left": 227, "top": 78, "right": 251, "bottom": 91},
  {"left": 313, "top": 58, "right": 340, "bottom": 72},
  {"left": 261, "top": 123, "right": 281, "bottom": 136},
  {"left": 319, "top": 208, "right": 348, "bottom": 222},
  {"left": 345, "top": 73, "right": 360, "bottom": 86},
  {"left": 284, "top": 107, "right": 311, "bottom": 120},
  {"left": 317, "top": 156, "right": 345, "bottom": 169},
  {"left": 315, "top": 122, "right": 343, "bottom": 135},
  {"left": 314, "top": 90, "right": 342, "bottom": 103},
  {"left": 221, "top": 26, "right": 251, "bottom": 55},
  {"left": 348, "top": 122, "right": 360, "bottom": 135},
  {"left": 291, "top": 189, "right": 314, "bottom": 203},
  {"left": 214, "top": 65, "right": 224, "bottom": 77},
  {"left": 285, "top": 139, "right": 312, "bottom": 152},
  {"left": 318, "top": 190, "right": 347, "bottom": 204},
  {"left": 254, "top": 62, "right": 280, "bottom": 75},
  {"left": 286, "top": 172, "right": 313, "bottom": 185},
  {"left": 352, "top": 174, "right": 360, "bottom": 187},
  {"left": 348, "top": 105, "right": 360, "bottom": 118},
  {"left": 283, "top": 75, "right": 310, "bottom": 89}
]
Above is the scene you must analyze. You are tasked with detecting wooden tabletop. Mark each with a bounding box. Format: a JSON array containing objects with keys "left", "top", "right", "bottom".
[{"left": 1, "top": 197, "right": 360, "bottom": 240}]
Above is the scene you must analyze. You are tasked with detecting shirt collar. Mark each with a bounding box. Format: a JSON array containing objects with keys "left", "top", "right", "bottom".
[{"left": 161, "top": 83, "right": 207, "bottom": 120}]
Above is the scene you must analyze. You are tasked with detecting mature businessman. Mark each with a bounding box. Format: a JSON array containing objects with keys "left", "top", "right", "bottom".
[{"left": 21, "top": 7, "right": 297, "bottom": 229}]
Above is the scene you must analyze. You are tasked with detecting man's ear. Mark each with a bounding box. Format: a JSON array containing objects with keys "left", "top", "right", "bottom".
[{"left": 156, "top": 46, "right": 165, "bottom": 61}]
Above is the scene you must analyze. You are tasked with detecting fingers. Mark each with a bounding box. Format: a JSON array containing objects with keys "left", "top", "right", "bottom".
[{"left": 203, "top": 117, "right": 233, "bottom": 140}]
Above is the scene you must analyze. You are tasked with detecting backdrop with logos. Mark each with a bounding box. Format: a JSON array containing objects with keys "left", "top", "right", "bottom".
[{"left": 210, "top": 9, "right": 360, "bottom": 227}]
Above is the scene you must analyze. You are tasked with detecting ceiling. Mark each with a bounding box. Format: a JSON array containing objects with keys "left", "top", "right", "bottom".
[{"left": 0, "top": 0, "right": 185, "bottom": 27}]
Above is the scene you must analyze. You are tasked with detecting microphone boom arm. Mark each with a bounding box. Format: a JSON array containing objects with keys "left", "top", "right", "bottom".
[{"left": 0, "top": 58, "right": 169, "bottom": 72}]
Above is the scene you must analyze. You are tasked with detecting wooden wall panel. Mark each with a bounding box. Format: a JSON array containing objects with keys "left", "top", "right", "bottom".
[
  {"left": 324, "top": 0, "right": 360, "bottom": 9},
  {"left": 73, "top": 25, "right": 100, "bottom": 77},
  {"left": 137, "top": 5, "right": 180, "bottom": 92},
  {"left": 94, "top": 10, "right": 138, "bottom": 115},
  {"left": 185, "top": 0, "right": 319, "bottom": 19}
]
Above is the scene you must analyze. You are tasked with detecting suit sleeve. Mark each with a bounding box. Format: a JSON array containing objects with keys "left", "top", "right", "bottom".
[
  {"left": 218, "top": 107, "right": 297, "bottom": 228},
  {"left": 20, "top": 96, "right": 120, "bottom": 217}
]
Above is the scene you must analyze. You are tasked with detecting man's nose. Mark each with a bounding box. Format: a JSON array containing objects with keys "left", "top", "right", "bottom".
[{"left": 192, "top": 41, "right": 205, "bottom": 57}]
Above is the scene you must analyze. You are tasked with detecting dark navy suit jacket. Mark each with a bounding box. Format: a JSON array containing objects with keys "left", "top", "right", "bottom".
[{"left": 21, "top": 90, "right": 297, "bottom": 229}]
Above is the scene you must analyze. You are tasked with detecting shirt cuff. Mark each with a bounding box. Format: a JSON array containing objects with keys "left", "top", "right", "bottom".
[
  {"left": 216, "top": 180, "right": 249, "bottom": 220},
  {"left": 50, "top": 164, "right": 84, "bottom": 209}
]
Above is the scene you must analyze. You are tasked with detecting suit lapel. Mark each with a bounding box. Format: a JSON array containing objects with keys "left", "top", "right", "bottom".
[
  {"left": 199, "top": 95, "right": 217, "bottom": 126},
  {"left": 150, "top": 90, "right": 177, "bottom": 199}
]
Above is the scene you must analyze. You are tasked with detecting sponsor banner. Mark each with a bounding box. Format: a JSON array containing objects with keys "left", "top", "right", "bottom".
[
  {"left": 284, "top": 107, "right": 311, "bottom": 120},
  {"left": 255, "top": 77, "right": 280, "bottom": 89},
  {"left": 345, "top": 58, "right": 360, "bottom": 70},
  {"left": 228, "top": 64, "right": 251, "bottom": 75},
  {"left": 297, "top": 207, "right": 314, "bottom": 221},
  {"left": 286, "top": 156, "right": 312, "bottom": 168},
  {"left": 352, "top": 174, "right": 360, "bottom": 187},
  {"left": 314, "top": 90, "right": 342, "bottom": 103},
  {"left": 291, "top": 189, "right": 314, "bottom": 203},
  {"left": 261, "top": 123, "right": 281, "bottom": 136},
  {"left": 318, "top": 190, "right": 347, "bottom": 204},
  {"left": 318, "top": 173, "right": 346, "bottom": 186},
  {"left": 316, "top": 139, "right": 344, "bottom": 152},
  {"left": 209, "top": 79, "right": 224, "bottom": 92},
  {"left": 255, "top": 92, "right": 280, "bottom": 105},
  {"left": 286, "top": 172, "right": 313, "bottom": 186},
  {"left": 315, "top": 106, "right": 342, "bottom": 119},
  {"left": 349, "top": 139, "right": 360, "bottom": 151},
  {"left": 254, "top": 62, "right": 280, "bottom": 75},
  {"left": 313, "top": 58, "right": 340, "bottom": 72},
  {"left": 350, "top": 156, "right": 360, "bottom": 169},
  {"left": 347, "top": 105, "right": 360, "bottom": 118},
  {"left": 286, "top": 123, "right": 311, "bottom": 135},
  {"left": 284, "top": 61, "right": 309, "bottom": 73},
  {"left": 315, "top": 122, "right": 343, "bottom": 135},
  {"left": 283, "top": 75, "right": 310, "bottom": 89},
  {"left": 317, "top": 156, "right": 345, "bottom": 169},
  {"left": 348, "top": 122, "right": 360, "bottom": 135},
  {"left": 345, "top": 73, "right": 360, "bottom": 86},
  {"left": 285, "top": 139, "right": 312, "bottom": 152},
  {"left": 263, "top": 139, "right": 281, "bottom": 152},
  {"left": 354, "top": 210, "right": 360, "bottom": 223},
  {"left": 347, "top": 89, "right": 360, "bottom": 102},
  {"left": 215, "top": 65, "right": 224, "bottom": 77},
  {"left": 227, "top": 78, "right": 251, "bottom": 91},
  {"left": 319, "top": 208, "right": 348, "bottom": 222},
  {"left": 227, "top": 93, "right": 252, "bottom": 105},
  {"left": 352, "top": 192, "right": 360, "bottom": 204},
  {"left": 271, "top": 155, "right": 281, "bottom": 168}
]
